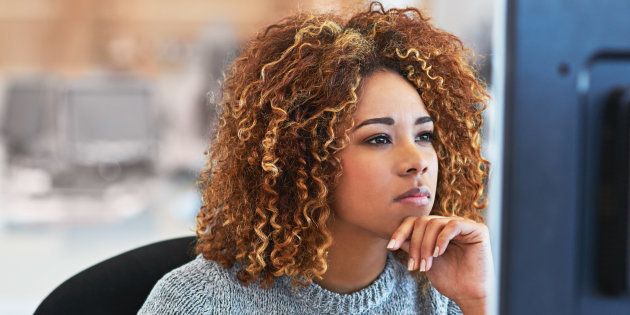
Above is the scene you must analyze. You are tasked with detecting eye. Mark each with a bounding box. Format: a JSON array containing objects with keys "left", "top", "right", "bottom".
[
  {"left": 365, "top": 134, "right": 391, "bottom": 145},
  {"left": 416, "top": 131, "right": 435, "bottom": 143}
]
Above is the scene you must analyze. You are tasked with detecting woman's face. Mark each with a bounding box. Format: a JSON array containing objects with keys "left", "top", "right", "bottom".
[{"left": 331, "top": 69, "right": 438, "bottom": 240}]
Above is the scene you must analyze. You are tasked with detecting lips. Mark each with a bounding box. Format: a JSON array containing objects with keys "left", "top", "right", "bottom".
[{"left": 394, "top": 186, "right": 431, "bottom": 201}]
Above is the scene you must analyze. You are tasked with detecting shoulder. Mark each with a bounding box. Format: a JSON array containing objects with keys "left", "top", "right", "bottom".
[{"left": 138, "top": 254, "right": 235, "bottom": 314}]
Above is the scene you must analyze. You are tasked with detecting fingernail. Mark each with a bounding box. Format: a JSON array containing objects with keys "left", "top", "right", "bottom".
[
  {"left": 426, "top": 256, "right": 432, "bottom": 271},
  {"left": 420, "top": 259, "right": 426, "bottom": 272},
  {"left": 407, "top": 258, "right": 415, "bottom": 271},
  {"left": 387, "top": 239, "right": 397, "bottom": 250},
  {"left": 433, "top": 246, "right": 440, "bottom": 257}
]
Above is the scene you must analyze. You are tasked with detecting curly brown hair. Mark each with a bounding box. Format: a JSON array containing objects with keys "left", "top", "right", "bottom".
[{"left": 194, "top": 2, "right": 490, "bottom": 289}]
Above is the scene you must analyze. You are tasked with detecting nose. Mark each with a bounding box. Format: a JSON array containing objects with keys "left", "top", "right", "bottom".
[{"left": 397, "top": 141, "right": 431, "bottom": 176}]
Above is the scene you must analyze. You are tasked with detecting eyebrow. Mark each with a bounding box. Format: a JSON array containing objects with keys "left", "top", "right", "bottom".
[{"left": 353, "top": 116, "right": 433, "bottom": 131}]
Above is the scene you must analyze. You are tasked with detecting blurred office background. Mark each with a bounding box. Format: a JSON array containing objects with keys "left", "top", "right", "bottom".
[{"left": 0, "top": 0, "right": 495, "bottom": 313}]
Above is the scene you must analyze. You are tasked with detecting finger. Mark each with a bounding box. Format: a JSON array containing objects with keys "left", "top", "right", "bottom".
[
  {"left": 400, "top": 240, "right": 410, "bottom": 252},
  {"left": 408, "top": 216, "right": 436, "bottom": 271},
  {"left": 421, "top": 218, "right": 451, "bottom": 271},
  {"left": 435, "top": 220, "right": 464, "bottom": 256},
  {"left": 387, "top": 216, "right": 418, "bottom": 251},
  {"left": 392, "top": 215, "right": 445, "bottom": 253},
  {"left": 436, "top": 219, "right": 489, "bottom": 256},
  {"left": 388, "top": 215, "right": 444, "bottom": 251}
]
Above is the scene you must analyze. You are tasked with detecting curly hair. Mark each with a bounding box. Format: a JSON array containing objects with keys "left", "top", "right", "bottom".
[{"left": 194, "top": 2, "right": 490, "bottom": 289}]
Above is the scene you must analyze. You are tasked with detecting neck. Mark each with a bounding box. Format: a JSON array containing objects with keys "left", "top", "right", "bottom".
[{"left": 315, "top": 218, "right": 389, "bottom": 294}]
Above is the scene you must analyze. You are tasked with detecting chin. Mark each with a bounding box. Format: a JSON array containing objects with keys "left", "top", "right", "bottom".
[{"left": 396, "top": 203, "right": 432, "bottom": 216}]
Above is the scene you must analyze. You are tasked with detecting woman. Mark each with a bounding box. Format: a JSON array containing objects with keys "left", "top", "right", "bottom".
[{"left": 140, "top": 2, "right": 493, "bottom": 314}]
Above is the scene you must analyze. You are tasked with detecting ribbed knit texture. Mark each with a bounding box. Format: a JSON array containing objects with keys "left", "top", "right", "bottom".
[{"left": 138, "top": 253, "right": 463, "bottom": 314}]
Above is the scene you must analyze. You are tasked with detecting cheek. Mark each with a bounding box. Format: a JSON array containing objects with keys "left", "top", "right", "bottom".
[
  {"left": 336, "top": 154, "right": 390, "bottom": 203},
  {"left": 428, "top": 151, "right": 439, "bottom": 209},
  {"left": 331, "top": 153, "right": 397, "bottom": 234},
  {"left": 431, "top": 153, "right": 439, "bottom": 182}
]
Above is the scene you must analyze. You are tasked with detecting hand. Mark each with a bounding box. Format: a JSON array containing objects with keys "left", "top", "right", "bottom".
[{"left": 386, "top": 215, "right": 494, "bottom": 311}]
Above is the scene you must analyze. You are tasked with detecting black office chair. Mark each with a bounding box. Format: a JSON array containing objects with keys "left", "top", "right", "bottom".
[{"left": 34, "top": 236, "right": 197, "bottom": 315}]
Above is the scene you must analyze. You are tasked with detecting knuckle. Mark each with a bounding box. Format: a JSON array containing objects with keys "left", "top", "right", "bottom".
[
  {"left": 413, "top": 218, "right": 425, "bottom": 229},
  {"left": 427, "top": 216, "right": 445, "bottom": 229},
  {"left": 425, "top": 217, "right": 437, "bottom": 229},
  {"left": 403, "top": 216, "right": 417, "bottom": 225},
  {"left": 435, "top": 237, "right": 444, "bottom": 247},
  {"left": 445, "top": 220, "right": 459, "bottom": 230}
]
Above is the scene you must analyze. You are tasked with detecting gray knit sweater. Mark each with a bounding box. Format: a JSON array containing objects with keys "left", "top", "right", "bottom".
[{"left": 138, "top": 253, "right": 462, "bottom": 314}]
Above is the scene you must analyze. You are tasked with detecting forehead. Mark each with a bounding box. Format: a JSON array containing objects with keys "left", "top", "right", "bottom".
[{"left": 354, "top": 69, "right": 429, "bottom": 119}]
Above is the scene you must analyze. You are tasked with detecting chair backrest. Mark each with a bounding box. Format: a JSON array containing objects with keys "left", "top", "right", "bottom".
[{"left": 34, "top": 236, "right": 197, "bottom": 315}]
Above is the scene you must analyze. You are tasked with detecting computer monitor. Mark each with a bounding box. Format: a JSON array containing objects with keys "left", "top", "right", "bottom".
[
  {"left": 62, "top": 77, "right": 157, "bottom": 167},
  {"left": 2, "top": 76, "right": 60, "bottom": 167},
  {"left": 498, "top": 0, "right": 630, "bottom": 314}
]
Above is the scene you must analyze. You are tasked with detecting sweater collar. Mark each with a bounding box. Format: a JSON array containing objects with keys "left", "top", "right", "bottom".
[{"left": 287, "top": 252, "right": 403, "bottom": 313}]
